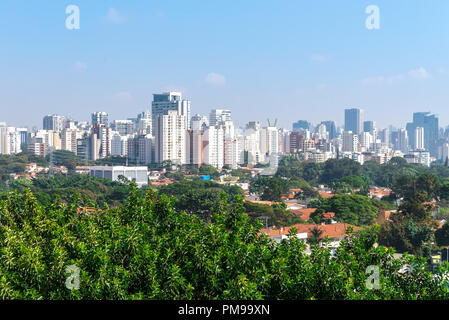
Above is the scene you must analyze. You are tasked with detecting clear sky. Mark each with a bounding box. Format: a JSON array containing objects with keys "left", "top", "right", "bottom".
[{"left": 1, "top": 0, "right": 448, "bottom": 130}]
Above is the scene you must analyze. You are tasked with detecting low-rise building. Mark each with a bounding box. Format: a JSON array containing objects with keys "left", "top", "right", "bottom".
[{"left": 89, "top": 166, "right": 148, "bottom": 187}]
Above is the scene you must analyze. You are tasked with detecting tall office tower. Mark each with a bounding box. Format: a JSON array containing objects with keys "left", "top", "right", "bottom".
[
  {"left": 415, "top": 127, "right": 425, "bottom": 150},
  {"left": 289, "top": 131, "right": 304, "bottom": 153},
  {"left": 406, "top": 112, "right": 439, "bottom": 156},
  {"left": 321, "top": 121, "right": 337, "bottom": 140},
  {"left": 342, "top": 131, "right": 358, "bottom": 152},
  {"left": 292, "top": 120, "right": 310, "bottom": 132},
  {"left": 209, "top": 109, "right": 232, "bottom": 127},
  {"left": 127, "top": 134, "right": 153, "bottom": 165},
  {"left": 191, "top": 114, "right": 209, "bottom": 131},
  {"left": 363, "top": 121, "right": 375, "bottom": 133},
  {"left": 43, "top": 115, "right": 65, "bottom": 133},
  {"left": 76, "top": 133, "right": 91, "bottom": 160},
  {"left": 363, "top": 120, "right": 377, "bottom": 139},
  {"left": 91, "top": 112, "right": 109, "bottom": 127},
  {"left": 16, "top": 128, "right": 29, "bottom": 147},
  {"left": 344, "top": 108, "right": 364, "bottom": 134},
  {"left": 112, "top": 120, "right": 135, "bottom": 136},
  {"left": 203, "top": 125, "right": 224, "bottom": 169},
  {"left": 186, "top": 130, "right": 204, "bottom": 168},
  {"left": 152, "top": 92, "right": 191, "bottom": 129},
  {"left": 154, "top": 110, "right": 186, "bottom": 165}
]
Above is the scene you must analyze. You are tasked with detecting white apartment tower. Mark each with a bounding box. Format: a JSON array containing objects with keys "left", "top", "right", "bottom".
[
  {"left": 203, "top": 125, "right": 224, "bottom": 169},
  {"left": 415, "top": 127, "right": 425, "bottom": 151},
  {"left": 154, "top": 110, "right": 186, "bottom": 165},
  {"left": 152, "top": 92, "right": 191, "bottom": 129},
  {"left": 260, "top": 126, "right": 280, "bottom": 161}
]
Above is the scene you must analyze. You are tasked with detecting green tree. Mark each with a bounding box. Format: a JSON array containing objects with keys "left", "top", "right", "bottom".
[
  {"left": 435, "top": 223, "right": 449, "bottom": 247},
  {"left": 316, "top": 194, "right": 378, "bottom": 226}
]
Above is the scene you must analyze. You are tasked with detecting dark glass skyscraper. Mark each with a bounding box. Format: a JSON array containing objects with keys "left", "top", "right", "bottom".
[
  {"left": 406, "top": 112, "right": 439, "bottom": 156},
  {"left": 292, "top": 120, "right": 310, "bottom": 132},
  {"left": 363, "top": 121, "right": 376, "bottom": 134},
  {"left": 344, "top": 108, "right": 363, "bottom": 134}
]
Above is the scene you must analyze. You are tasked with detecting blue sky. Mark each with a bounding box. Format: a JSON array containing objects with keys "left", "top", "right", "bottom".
[{"left": 1, "top": 0, "right": 448, "bottom": 130}]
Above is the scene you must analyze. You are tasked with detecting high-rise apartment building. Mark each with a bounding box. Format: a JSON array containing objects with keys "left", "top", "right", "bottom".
[
  {"left": 222, "top": 121, "right": 239, "bottom": 169},
  {"left": 91, "top": 112, "right": 109, "bottom": 127},
  {"left": 342, "top": 131, "right": 358, "bottom": 152},
  {"left": 243, "top": 122, "right": 261, "bottom": 165},
  {"left": 111, "top": 120, "right": 135, "bottom": 135},
  {"left": 186, "top": 130, "right": 204, "bottom": 168},
  {"left": 127, "top": 134, "right": 153, "bottom": 165},
  {"left": 137, "top": 111, "right": 152, "bottom": 135},
  {"left": 191, "top": 114, "right": 209, "bottom": 131},
  {"left": 92, "top": 124, "right": 111, "bottom": 159},
  {"left": 154, "top": 110, "right": 186, "bottom": 165},
  {"left": 43, "top": 115, "right": 65, "bottom": 133},
  {"left": 260, "top": 126, "right": 280, "bottom": 160},
  {"left": 289, "top": 131, "right": 304, "bottom": 154},
  {"left": 415, "top": 127, "right": 425, "bottom": 150},
  {"left": 152, "top": 92, "right": 191, "bottom": 129},
  {"left": 203, "top": 125, "right": 224, "bottom": 169}
]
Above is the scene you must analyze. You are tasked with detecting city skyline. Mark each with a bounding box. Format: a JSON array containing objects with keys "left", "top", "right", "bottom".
[{"left": 1, "top": 1, "right": 449, "bottom": 129}]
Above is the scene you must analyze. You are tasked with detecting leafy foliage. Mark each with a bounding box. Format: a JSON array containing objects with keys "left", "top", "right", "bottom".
[
  {"left": 0, "top": 187, "right": 447, "bottom": 299},
  {"left": 314, "top": 194, "right": 379, "bottom": 226}
]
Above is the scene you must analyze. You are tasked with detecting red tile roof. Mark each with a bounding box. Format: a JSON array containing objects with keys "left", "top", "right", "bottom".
[
  {"left": 320, "top": 212, "right": 335, "bottom": 220},
  {"left": 290, "top": 208, "right": 316, "bottom": 221},
  {"left": 261, "top": 223, "right": 359, "bottom": 240},
  {"left": 318, "top": 192, "right": 334, "bottom": 199}
]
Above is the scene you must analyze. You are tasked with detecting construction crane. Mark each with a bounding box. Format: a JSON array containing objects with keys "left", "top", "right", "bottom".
[{"left": 267, "top": 119, "right": 278, "bottom": 127}]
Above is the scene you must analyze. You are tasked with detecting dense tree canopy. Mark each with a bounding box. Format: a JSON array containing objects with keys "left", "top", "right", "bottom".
[
  {"left": 1, "top": 175, "right": 135, "bottom": 207},
  {"left": 313, "top": 194, "right": 380, "bottom": 226},
  {"left": 275, "top": 155, "right": 449, "bottom": 188},
  {"left": 158, "top": 180, "right": 244, "bottom": 218},
  {"left": 0, "top": 187, "right": 448, "bottom": 299}
]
